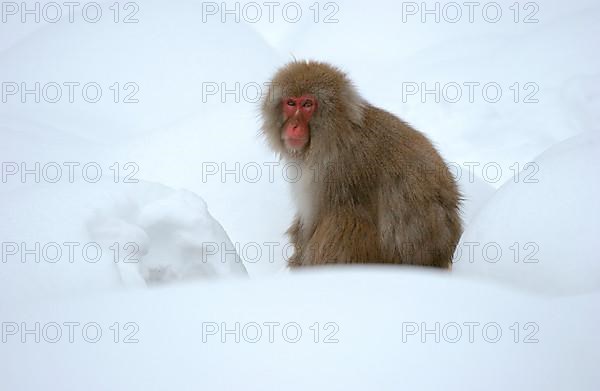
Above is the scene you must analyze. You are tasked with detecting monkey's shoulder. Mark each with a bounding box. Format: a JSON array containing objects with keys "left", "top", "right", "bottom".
[{"left": 359, "top": 105, "right": 441, "bottom": 162}]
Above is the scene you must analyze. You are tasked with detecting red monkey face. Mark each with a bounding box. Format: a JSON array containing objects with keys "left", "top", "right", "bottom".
[{"left": 281, "top": 94, "right": 317, "bottom": 151}]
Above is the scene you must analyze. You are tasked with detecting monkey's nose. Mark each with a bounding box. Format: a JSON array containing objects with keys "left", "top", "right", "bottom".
[{"left": 290, "top": 125, "right": 303, "bottom": 136}]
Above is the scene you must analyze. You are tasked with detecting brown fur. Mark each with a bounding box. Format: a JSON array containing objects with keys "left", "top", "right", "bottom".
[{"left": 261, "top": 61, "right": 462, "bottom": 268}]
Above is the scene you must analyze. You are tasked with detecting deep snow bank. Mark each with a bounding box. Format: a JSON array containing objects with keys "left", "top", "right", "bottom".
[
  {"left": 1, "top": 268, "right": 598, "bottom": 390},
  {"left": 0, "top": 180, "right": 246, "bottom": 307},
  {"left": 453, "top": 131, "right": 600, "bottom": 294}
]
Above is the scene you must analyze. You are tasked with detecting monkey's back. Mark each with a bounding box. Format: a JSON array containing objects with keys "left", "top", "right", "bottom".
[{"left": 353, "top": 105, "right": 462, "bottom": 267}]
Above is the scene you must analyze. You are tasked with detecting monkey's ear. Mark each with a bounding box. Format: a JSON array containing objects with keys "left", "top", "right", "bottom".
[
  {"left": 259, "top": 81, "right": 288, "bottom": 154},
  {"left": 261, "top": 82, "right": 283, "bottom": 116}
]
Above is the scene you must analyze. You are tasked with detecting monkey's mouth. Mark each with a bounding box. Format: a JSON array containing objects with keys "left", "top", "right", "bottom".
[{"left": 283, "top": 137, "right": 309, "bottom": 151}]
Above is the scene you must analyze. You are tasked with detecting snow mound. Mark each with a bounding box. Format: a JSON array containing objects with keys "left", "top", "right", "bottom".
[
  {"left": 2, "top": 269, "right": 599, "bottom": 390},
  {"left": 0, "top": 181, "right": 246, "bottom": 306},
  {"left": 561, "top": 74, "right": 600, "bottom": 133},
  {"left": 455, "top": 174, "right": 496, "bottom": 225},
  {"left": 453, "top": 132, "right": 600, "bottom": 294},
  {"left": 88, "top": 187, "right": 247, "bottom": 284}
]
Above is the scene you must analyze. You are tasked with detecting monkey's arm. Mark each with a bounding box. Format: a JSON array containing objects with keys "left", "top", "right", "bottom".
[{"left": 286, "top": 217, "right": 304, "bottom": 268}]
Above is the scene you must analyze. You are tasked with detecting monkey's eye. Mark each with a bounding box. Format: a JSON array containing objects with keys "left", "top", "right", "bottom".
[
  {"left": 286, "top": 100, "right": 296, "bottom": 106},
  {"left": 303, "top": 100, "right": 313, "bottom": 108}
]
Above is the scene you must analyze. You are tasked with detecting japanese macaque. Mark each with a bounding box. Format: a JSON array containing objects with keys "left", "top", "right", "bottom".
[{"left": 260, "top": 60, "right": 462, "bottom": 268}]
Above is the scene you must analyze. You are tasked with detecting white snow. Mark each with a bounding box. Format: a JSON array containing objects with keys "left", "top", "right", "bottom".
[
  {"left": 453, "top": 131, "right": 600, "bottom": 294},
  {"left": 2, "top": 269, "right": 600, "bottom": 390},
  {"left": 1, "top": 0, "right": 599, "bottom": 389},
  {"left": 0, "top": 180, "right": 246, "bottom": 307}
]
